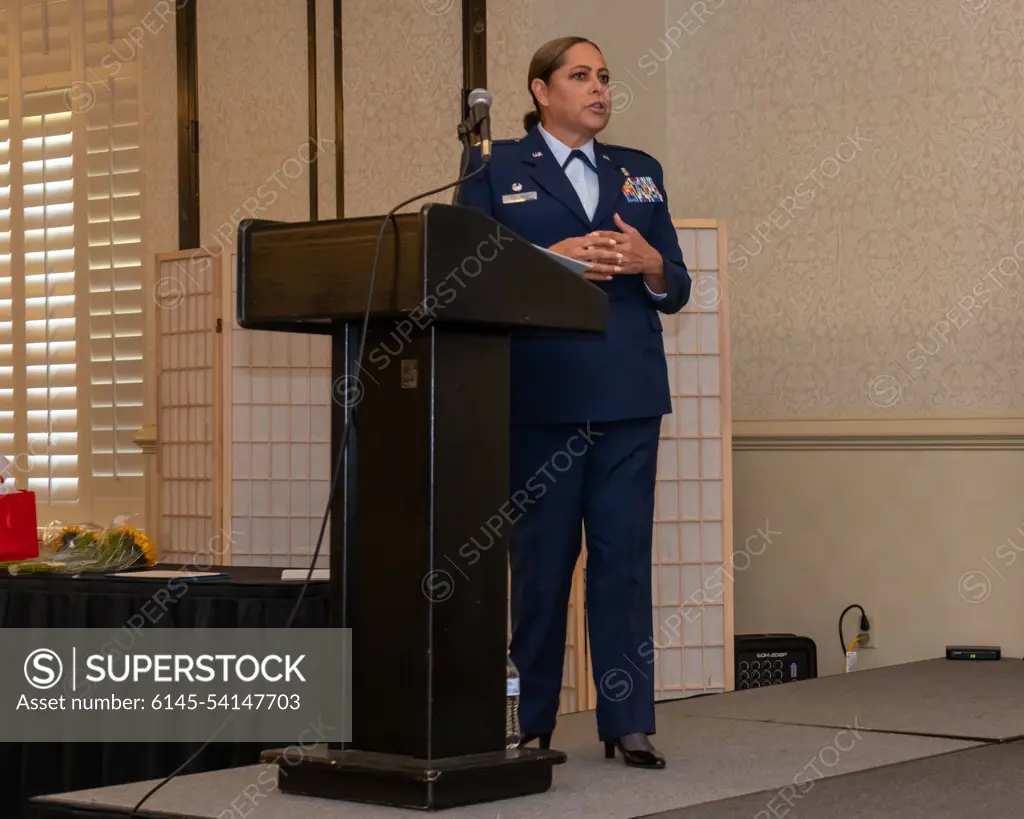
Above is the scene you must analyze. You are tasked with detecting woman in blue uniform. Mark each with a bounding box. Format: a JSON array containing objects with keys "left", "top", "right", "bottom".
[{"left": 458, "top": 36, "right": 691, "bottom": 768}]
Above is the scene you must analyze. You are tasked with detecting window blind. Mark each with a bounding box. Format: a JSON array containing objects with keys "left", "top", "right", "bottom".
[
  {"left": 0, "top": 0, "right": 145, "bottom": 519},
  {"left": 0, "top": 93, "right": 12, "bottom": 465},
  {"left": 22, "top": 87, "right": 78, "bottom": 502}
]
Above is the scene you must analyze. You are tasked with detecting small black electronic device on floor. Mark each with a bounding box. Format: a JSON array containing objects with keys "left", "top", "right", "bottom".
[
  {"left": 945, "top": 646, "right": 1001, "bottom": 660},
  {"left": 735, "top": 634, "right": 817, "bottom": 689}
]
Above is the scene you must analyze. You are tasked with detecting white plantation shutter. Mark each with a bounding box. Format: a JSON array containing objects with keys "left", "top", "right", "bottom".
[
  {"left": 21, "top": 2, "right": 73, "bottom": 81},
  {"left": 0, "top": 95, "right": 12, "bottom": 462},
  {"left": 22, "top": 88, "right": 79, "bottom": 502},
  {"left": 0, "top": 0, "right": 146, "bottom": 521},
  {"left": 86, "top": 24, "right": 143, "bottom": 484}
]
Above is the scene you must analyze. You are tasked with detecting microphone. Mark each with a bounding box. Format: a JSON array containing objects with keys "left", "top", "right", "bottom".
[{"left": 467, "top": 87, "right": 493, "bottom": 160}]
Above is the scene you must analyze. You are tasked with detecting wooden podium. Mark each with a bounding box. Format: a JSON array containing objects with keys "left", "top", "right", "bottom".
[{"left": 236, "top": 204, "right": 607, "bottom": 809}]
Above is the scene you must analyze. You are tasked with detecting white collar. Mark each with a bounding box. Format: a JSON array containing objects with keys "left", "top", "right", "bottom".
[{"left": 537, "top": 123, "right": 596, "bottom": 169}]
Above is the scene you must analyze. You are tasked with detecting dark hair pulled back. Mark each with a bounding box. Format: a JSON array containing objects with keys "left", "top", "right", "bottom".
[{"left": 523, "top": 36, "right": 601, "bottom": 132}]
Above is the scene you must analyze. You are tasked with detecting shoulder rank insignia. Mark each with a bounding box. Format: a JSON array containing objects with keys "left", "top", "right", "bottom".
[{"left": 603, "top": 143, "right": 656, "bottom": 161}]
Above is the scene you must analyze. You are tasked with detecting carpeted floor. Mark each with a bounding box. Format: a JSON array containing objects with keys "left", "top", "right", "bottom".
[
  {"left": 30, "top": 658, "right": 1024, "bottom": 819},
  {"left": 670, "top": 658, "right": 1024, "bottom": 741},
  {"left": 647, "top": 740, "right": 1024, "bottom": 819},
  {"left": 29, "top": 708, "right": 976, "bottom": 819}
]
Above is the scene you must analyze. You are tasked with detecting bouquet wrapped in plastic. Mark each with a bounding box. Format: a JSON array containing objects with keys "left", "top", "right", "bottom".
[{"left": 0, "top": 515, "right": 158, "bottom": 575}]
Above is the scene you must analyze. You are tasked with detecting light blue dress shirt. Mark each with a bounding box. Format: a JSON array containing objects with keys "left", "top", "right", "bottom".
[{"left": 537, "top": 124, "right": 667, "bottom": 300}]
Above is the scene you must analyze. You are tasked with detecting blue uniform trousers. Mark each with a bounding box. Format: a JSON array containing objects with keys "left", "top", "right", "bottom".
[{"left": 508, "top": 415, "right": 661, "bottom": 742}]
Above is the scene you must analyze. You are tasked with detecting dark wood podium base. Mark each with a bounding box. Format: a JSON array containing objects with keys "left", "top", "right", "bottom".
[{"left": 260, "top": 746, "right": 568, "bottom": 811}]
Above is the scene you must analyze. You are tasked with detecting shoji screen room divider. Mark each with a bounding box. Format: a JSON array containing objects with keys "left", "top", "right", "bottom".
[
  {"left": 562, "top": 219, "right": 734, "bottom": 712},
  {"left": 649, "top": 218, "right": 733, "bottom": 700},
  {"left": 153, "top": 217, "right": 732, "bottom": 709},
  {"left": 155, "top": 248, "right": 331, "bottom": 571}
]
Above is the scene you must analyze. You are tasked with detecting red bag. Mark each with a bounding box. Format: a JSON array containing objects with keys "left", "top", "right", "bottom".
[{"left": 0, "top": 489, "right": 39, "bottom": 561}]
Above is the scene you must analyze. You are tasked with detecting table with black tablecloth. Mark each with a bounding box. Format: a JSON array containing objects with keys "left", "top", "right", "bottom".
[{"left": 0, "top": 565, "right": 329, "bottom": 817}]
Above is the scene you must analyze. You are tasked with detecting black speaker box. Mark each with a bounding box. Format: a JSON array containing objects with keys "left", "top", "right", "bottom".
[{"left": 735, "top": 633, "right": 817, "bottom": 690}]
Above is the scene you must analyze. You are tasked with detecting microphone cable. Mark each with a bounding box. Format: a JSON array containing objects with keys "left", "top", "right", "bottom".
[
  {"left": 452, "top": 120, "right": 473, "bottom": 203},
  {"left": 128, "top": 153, "right": 492, "bottom": 818}
]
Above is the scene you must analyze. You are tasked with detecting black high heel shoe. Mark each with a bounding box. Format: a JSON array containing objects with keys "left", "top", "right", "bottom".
[
  {"left": 518, "top": 732, "right": 552, "bottom": 749},
  {"left": 604, "top": 738, "right": 666, "bottom": 768}
]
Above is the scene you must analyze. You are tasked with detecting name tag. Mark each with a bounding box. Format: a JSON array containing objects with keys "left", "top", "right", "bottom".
[{"left": 502, "top": 191, "right": 538, "bottom": 204}]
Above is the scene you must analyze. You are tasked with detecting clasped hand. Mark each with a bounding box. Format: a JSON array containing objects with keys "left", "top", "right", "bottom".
[{"left": 548, "top": 213, "right": 662, "bottom": 282}]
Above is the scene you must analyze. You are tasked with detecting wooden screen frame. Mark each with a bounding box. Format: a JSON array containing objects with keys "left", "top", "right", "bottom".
[
  {"left": 152, "top": 248, "right": 228, "bottom": 564},
  {"left": 573, "top": 218, "right": 734, "bottom": 711}
]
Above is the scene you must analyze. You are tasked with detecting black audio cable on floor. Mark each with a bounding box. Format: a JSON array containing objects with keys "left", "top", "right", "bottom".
[{"left": 128, "top": 155, "right": 491, "bottom": 819}]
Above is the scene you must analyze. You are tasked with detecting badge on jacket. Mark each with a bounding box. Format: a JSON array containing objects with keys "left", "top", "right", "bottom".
[
  {"left": 622, "top": 176, "right": 664, "bottom": 203},
  {"left": 502, "top": 191, "right": 538, "bottom": 204}
]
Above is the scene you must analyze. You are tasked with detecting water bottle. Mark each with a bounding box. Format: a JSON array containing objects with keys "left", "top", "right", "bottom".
[{"left": 505, "top": 652, "right": 521, "bottom": 749}]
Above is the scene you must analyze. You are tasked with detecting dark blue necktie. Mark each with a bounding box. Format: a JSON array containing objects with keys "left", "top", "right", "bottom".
[{"left": 562, "top": 148, "right": 597, "bottom": 173}]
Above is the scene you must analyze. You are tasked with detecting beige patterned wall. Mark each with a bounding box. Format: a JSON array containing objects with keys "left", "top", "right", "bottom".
[
  {"left": 197, "top": 0, "right": 312, "bottom": 236},
  {"left": 665, "top": 0, "right": 1024, "bottom": 421},
  {"left": 143, "top": 0, "right": 1024, "bottom": 443},
  {"left": 485, "top": 0, "right": 529, "bottom": 140},
  {"left": 487, "top": 0, "right": 668, "bottom": 159},
  {"left": 316, "top": 0, "right": 338, "bottom": 219},
  {"left": 648, "top": 0, "right": 1024, "bottom": 676},
  {"left": 342, "top": 0, "right": 462, "bottom": 217},
  {"left": 485, "top": 0, "right": 1024, "bottom": 423}
]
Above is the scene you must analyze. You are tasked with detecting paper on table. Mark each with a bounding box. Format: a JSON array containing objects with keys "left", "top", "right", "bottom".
[
  {"left": 281, "top": 568, "right": 329, "bottom": 581},
  {"left": 533, "top": 244, "right": 590, "bottom": 276},
  {"left": 106, "top": 570, "right": 229, "bottom": 580}
]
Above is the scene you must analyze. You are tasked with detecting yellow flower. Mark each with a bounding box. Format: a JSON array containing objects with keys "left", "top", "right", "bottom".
[
  {"left": 131, "top": 527, "right": 158, "bottom": 567},
  {"left": 51, "top": 525, "right": 84, "bottom": 552},
  {"left": 106, "top": 526, "right": 158, "bottom": 567}
]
